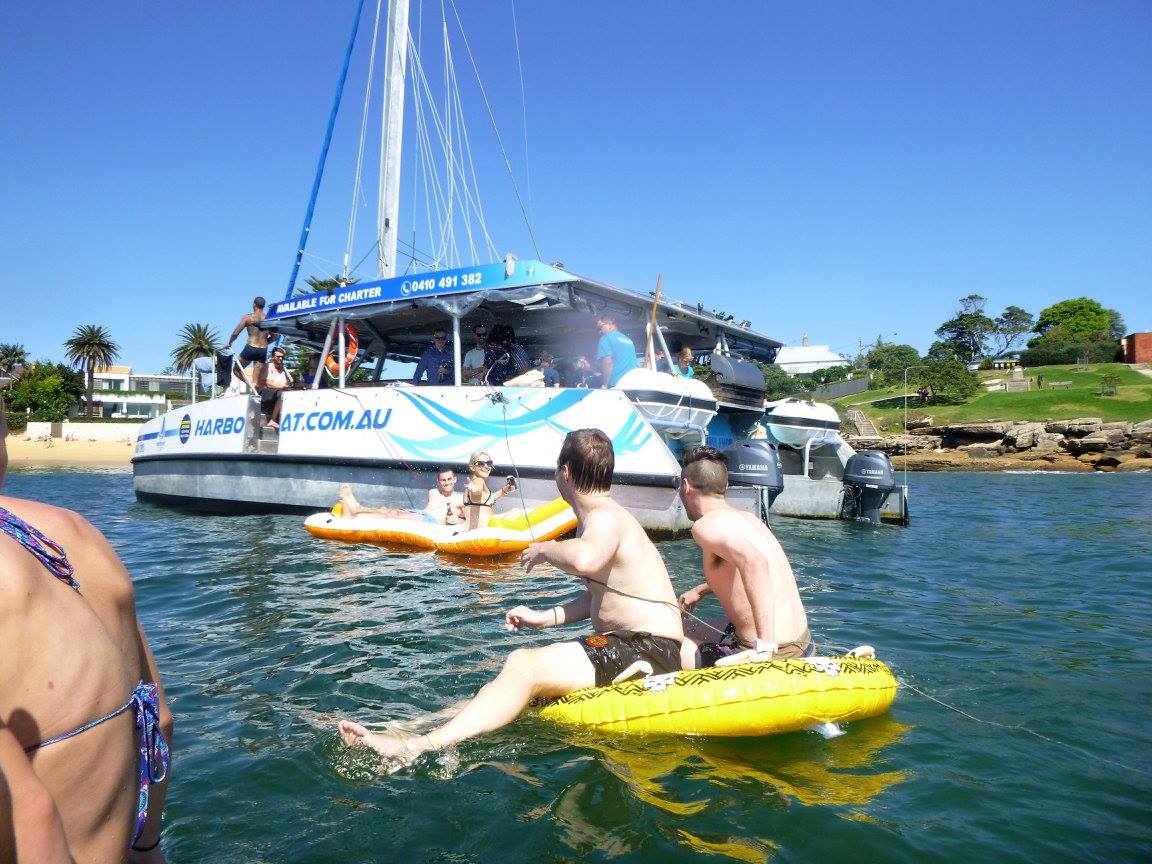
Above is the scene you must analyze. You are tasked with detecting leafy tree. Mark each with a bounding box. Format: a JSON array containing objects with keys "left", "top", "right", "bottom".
[
  {"left": 754, "top": 362, "right": 807, "bottom": 400},
  {"left": 4, "top": 361, "right": 86, "bottom": 421},
  {"left": 861, "top": 343, "right": 920, "bottom": 388},
  {"left": 991, "top": 305, "right": 1035, "bottom": 355},
  {"left": 1107, "top": 309, "right": 1126, "bottom": 340},
  {"left": 64, "top": 325, "right": 120, "bottom": 417},
  {"left": 0, "top": 343, "right": 29, "bottom": 373},
  {"left": 1019, "top": 325, "right": 1118, "bottom": 366},
  {"left": 934, "top": 294, "right": 995, "bottom": 363},
  {"left": 914, "top": 358, "right": 979, "bottom": 404},
  {"left": 1031, "top": 297, "right": 1111, "bottom": 341},
  {"left": 171, "top": 323, "right": 221, "bottom": 373},
  {"left": 807, "top": 364, "right": 852, "bottom": 386},
  {"left": 926, "top": 340, "right": 961, "bottom": 362}
]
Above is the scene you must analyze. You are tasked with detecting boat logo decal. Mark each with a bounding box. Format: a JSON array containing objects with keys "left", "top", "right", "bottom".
[
  {"left": 278, "top": 408, "right": 392, "bottom": 434},
  {"left": 192, "top": 416, "right": 246, "bottom": 437},
  {"left": 179, "top": 415, "right": 192, "bottom": 444}
]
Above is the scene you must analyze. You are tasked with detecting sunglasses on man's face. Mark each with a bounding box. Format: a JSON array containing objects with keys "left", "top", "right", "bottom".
[
  {"left": 472, "top": 459, "right": 494, "bottom": 468},
  {"left": 474, "top": 331, "right": 488, "bottom": 337}
]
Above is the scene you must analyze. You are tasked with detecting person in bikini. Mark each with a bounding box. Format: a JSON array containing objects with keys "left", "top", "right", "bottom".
[
  {"left": 461, "top": 450, "right": 517, "bottom": 530},
  {"left": 337, "top": 468, "right": 464, "bottom": 525},
  {"left": 337, "top": 428, "right": 683, "bottom": 766},
  {"left": 676, "top": 446, "right": 812, "bottom": 669},
  {"left": 0, "top": 403, "right": 172, "bottom": 862},
  {"left": 228, "top": 295, "right": 271, "bottom": 381}
]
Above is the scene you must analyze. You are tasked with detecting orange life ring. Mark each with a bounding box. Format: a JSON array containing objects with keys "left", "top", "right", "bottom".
[{"left": 324, "top": 323, "right": 359, "bottom": 379}]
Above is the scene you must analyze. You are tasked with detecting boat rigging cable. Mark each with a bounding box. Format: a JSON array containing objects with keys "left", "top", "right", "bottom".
[
  {"left": 447, "top": 0, "right": 541, "bottom": 260},
  {"left": 285, "top": 0, "right": 368, "bottom": 300}
]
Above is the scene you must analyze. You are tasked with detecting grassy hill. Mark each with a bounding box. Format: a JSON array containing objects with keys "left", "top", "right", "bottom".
[{"left": 837, "top": 364, "right": 1152, "bottom": 433}]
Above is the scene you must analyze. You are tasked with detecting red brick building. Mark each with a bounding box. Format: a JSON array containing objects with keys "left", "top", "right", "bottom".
[{"left": 1121, "top": 332, "right": 1152, "bottom": 364}]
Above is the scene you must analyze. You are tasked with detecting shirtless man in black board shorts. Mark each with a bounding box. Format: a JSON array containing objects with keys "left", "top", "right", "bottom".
[
  {"left": 337, "top": 428, "right": 684, "bottom": 767},
  {"left": 228, "top": 295, "right": 271, "bottom": 381}
]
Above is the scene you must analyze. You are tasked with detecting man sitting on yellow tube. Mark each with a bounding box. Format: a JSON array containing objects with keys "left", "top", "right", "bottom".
[{"left": 676, "top": 446, "right": 813, "bottom": 669}]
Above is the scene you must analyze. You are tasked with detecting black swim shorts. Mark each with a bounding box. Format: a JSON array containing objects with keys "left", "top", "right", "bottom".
[
  {"left": 239, "top": 344, "right": 267, "bottom": 364},
  {"left": 579, "top": 631, "right": 681, "bottom": 687}
]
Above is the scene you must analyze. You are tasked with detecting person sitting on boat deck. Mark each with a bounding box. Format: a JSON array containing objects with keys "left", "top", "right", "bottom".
[
  {"left": 228, "top": 295, "right": 271, "bottom": 377},
  {"left": 536, "top": 352, "right": 560, "bottom": 387},
  {"left": 461, "top": 450, "right": 518, "bottom": 531},
  {"left": 570, "top": 355, "right": 595, "bottom": 388},
  {"left": 676, "top": 445, "right": 812, "bottom": 669},
  {"left": 337, "top": 470, "right": 464, "bottom": 525},
  {"left": 461, "top": 324, "right": 491, "bottom": 385},
  {"left": 412, "top": 329, "right": 454, "bottom": 386},
  {"left": 301, "top": 353, "right": 330, "bottom": 389},
  {"left": 675, "top": 346, "right": 696, "bottom": 378},
  {"left": 482, "top": 324, "right": 532, "bottom": 386},
  {"left": 595, "top": 314, "right": 638, "bottom": 387},
  {"left": 256, "top": 346, "right": 294, "bottom": 429},
  {"left": 337, "top": 428, "right": 684, "bottom": 767},
  {"left": 0, "top": 408, "right": 173, "bottom": 862}
]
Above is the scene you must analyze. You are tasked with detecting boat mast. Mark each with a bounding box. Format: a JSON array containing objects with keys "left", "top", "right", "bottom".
[{"left": 377, "top": 0, "right": 410, "bottom": 278}]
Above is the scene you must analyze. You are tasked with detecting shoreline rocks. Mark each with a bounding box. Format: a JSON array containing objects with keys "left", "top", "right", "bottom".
[{"left": 847, "top": 417, "right": 1152, "bottom": 473}]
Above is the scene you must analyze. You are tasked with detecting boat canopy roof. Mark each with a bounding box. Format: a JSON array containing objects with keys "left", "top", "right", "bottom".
[{"left": 262, "top": 260, "right": 781, "bottom": 365}]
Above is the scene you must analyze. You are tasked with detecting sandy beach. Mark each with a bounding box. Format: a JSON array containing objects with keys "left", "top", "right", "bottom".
[{"left": 4, "top": 434, "right": 134, "bottom": 468}]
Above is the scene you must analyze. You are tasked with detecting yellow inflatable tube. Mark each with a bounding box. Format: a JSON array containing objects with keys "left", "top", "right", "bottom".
[
  {"left": 304, "top": 496, "right": 576, "bottom": 556},
  {"left": 538, "top": 655, "right": 897, "bottom": 737}
]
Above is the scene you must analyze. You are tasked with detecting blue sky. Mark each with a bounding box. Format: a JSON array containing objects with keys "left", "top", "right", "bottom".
[{"left": 2, "top": 1, "right": 1148, "bottom": 373}]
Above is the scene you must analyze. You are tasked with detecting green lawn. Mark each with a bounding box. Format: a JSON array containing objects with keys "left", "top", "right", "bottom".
[{"left": 837, "top": 364, "right": 1152, "bottom": 432}]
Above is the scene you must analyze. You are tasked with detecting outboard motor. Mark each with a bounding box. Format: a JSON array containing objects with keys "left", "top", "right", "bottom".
[
  {"left": 842, "top": 449, "right": 896, "bottom": 524},
  {"left": 723, "top": 439, "right": 784, "bottom": 522}
]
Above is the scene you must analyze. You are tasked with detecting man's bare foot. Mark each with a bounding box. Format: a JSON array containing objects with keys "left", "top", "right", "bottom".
[
  {"left": 337, "top": 484, "right": 362, "bottom": 518},
  {"left": 337, "top": 719, "right": 431, "bottom": 768}
]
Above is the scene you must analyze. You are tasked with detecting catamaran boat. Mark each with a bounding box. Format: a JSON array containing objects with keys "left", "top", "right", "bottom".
[{"left": 131, "top": 2, "right": 907, "bottom": 528}]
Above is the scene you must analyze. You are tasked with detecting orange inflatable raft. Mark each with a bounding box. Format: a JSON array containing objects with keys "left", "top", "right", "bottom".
[{"left": 304, "top": 496, "right": 576, "bottom": 556}]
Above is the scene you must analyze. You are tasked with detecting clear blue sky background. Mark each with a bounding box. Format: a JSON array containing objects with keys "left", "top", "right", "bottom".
[{"left": 2, "top": 1, "right": 1148, "bottom": 373}]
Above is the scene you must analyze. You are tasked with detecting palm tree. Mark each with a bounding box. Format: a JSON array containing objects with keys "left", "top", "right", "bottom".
[
  {"left": 304, "top": 275, "right": 359, "bottom": 293},
  {"left": 171, "top": 323, "right": 221, "bottom": 374},
  {"left": 0, "top": 342, "right": 28, "bottom": 374},
  {"left": 64, "top": 325, "right": 120, "bottom": 417}
]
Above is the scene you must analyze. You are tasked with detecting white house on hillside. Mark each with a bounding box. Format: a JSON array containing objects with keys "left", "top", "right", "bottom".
[
  {"left": 87, "top": 365, "right": 195, "bottom": 419},
  {"left": 775, "top": 336, "right": 849, "bottom": 376}
]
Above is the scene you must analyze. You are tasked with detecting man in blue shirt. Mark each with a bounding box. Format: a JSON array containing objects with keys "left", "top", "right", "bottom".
[
  {"left": 412, "top": 329, "right": 455, "bottom": 385},
  {"left": 595, "top": 314, "right": 638, "bottom": 387}
]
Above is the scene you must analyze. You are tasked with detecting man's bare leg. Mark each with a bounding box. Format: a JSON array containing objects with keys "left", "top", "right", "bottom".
[
  {"left": 337, "top": 641, "right": 594, "bottom": 762},
  {"left": 337, "top": 484, "right": 431, "bottom": 521}
]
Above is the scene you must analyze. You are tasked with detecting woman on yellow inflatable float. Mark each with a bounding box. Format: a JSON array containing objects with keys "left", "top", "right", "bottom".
[{"left": 305, "top": 451, "right": 577, "bottom": 556}]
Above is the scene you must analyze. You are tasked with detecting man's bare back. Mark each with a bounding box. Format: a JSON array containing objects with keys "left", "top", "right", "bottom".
[
  {"left": 571, "top": 498, "right": 682, "bottom": 640},
  {"left": 0, "top": 495, "right": 171, "bottom": 861},
  {"left": 692, "top": 507, "right": 807, "bottom": 647}
]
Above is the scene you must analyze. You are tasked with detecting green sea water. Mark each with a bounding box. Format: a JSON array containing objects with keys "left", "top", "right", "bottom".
[{"left": 4, "top": 469, "right": 1150, "bottom": 863}]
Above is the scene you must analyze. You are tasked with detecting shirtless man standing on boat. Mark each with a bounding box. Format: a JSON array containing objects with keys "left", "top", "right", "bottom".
[
  {"left": 228, "top": 295, "right": 271, "bottom": 382},
  {"left": 676, "top": 445, "right": 812, "bottom": 669},
  {"left": 337, "top": 469, "right": 464, "bottom": 525},
  {"left": 0, "top": 403, "right": 173, "bottom": 862},
  {"left": 337, "top": 428, "right": 684, "bottom": 765}
]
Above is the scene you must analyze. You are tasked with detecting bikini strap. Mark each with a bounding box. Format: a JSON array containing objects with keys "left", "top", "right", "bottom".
[
  {"left": 130, "top": 681, "right": 169, "bottom": 846},
  {"left": 0, "top": 506, "right": 79, "bottom": 591}
]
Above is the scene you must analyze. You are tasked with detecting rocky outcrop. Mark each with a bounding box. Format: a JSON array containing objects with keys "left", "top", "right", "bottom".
[{"left": 849, "top": 415, "right": 1152, "bottom": 472}]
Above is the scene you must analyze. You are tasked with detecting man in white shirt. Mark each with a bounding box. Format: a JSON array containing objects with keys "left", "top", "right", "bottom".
[{"left": 461, "top": 325, "right": 490, "bottom": 384}]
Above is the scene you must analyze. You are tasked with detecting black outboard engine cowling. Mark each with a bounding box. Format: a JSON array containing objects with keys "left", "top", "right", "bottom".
[
  {"left": 842, "top": 449, "right": 896, "bottom": 524},
  {"left": 722, "top": 439, "right": 784, "bottom": 508}
]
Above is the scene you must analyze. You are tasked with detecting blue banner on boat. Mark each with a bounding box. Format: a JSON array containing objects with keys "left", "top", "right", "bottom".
[{"left": 265, "top": 260, "right": 572, "bottom": 321}]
